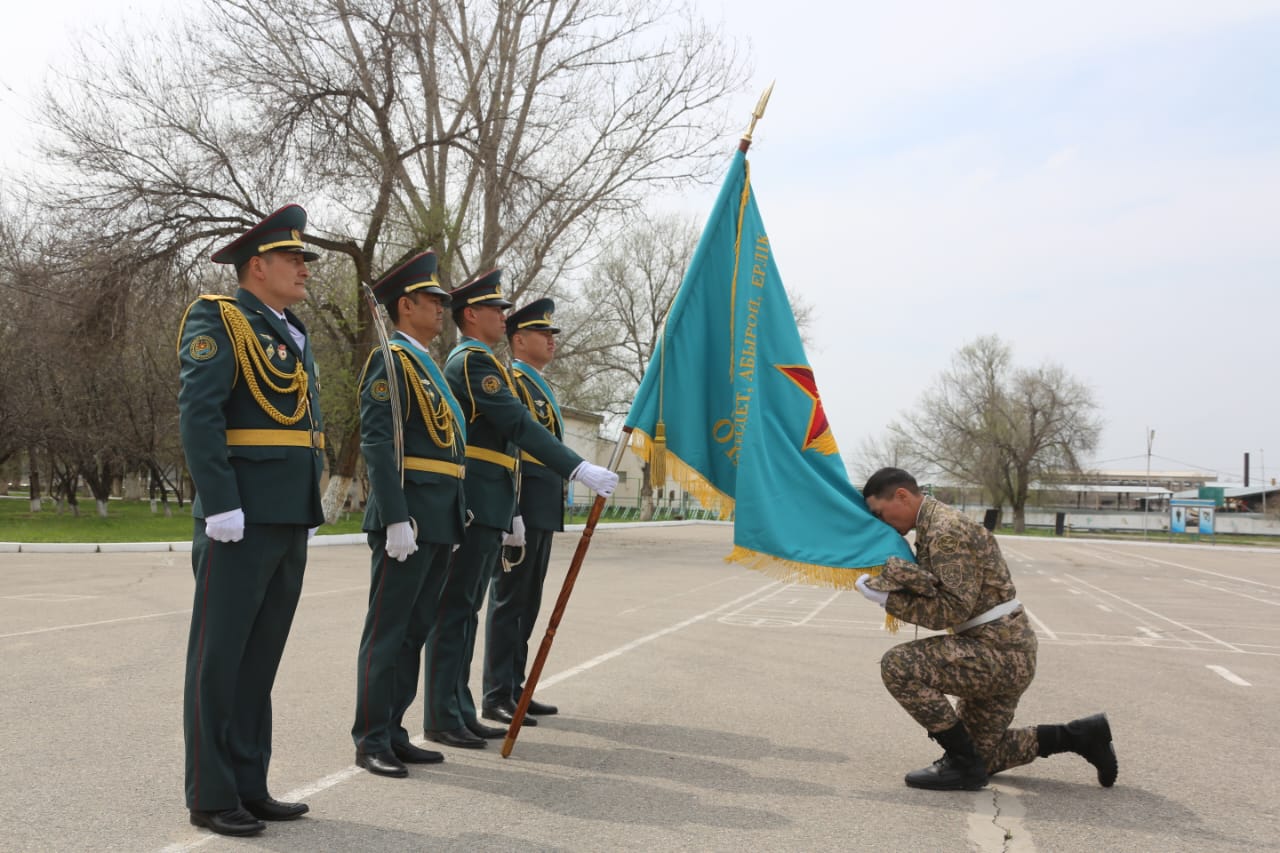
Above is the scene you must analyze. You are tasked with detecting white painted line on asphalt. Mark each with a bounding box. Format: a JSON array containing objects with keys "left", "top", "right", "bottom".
[
  {"left": 969, "top": 783, "right": 1035, "bottom": 852},
  {"left": 545, "top": 580, "right": 782, "bottom": 688},
  {"left": 1184, "top": 578, "right": 1280, "bottom": 607},
  {"left": 1138, "top": 627, "right": 1161, "bottom": 639},
  {"left": 1135, "top": 554, "right": 1280, "bottom": 590},
  {"left": 1023, "top": 607, "right": 1058, "bottom": 641},
  {"left": 1064, "top": 573, "right": 1246, "bottom": 653},
  {"left": 1206, "top": 665, "right": 1251, "bottom": 687},
  {"left": 0, "top": 585, "right": 366, "bottom": 640},
  {"left": 617, "top": 574, "right": 740, "bottom": 616},
  {"left": 1071, "top": 546, "right": 1131, "bottom": 566},
  {"left": 1096, "top": 604, "right": 1113, "bottom": 613},
  {"left": 793, "top": 590, "right": 841, "bottom": 627},
  {"left": 0, "top": 608, "right": 191, "bottom": 640},
  {"left": 157, "top": 578, "right": 786, "bottom": 853},
  {"left": 1068, "top": 588, "right": 1081, "bottom": 595}
]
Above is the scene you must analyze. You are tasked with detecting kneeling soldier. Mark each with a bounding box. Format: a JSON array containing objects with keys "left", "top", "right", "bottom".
[{"left": 856, "top": 468, "right": 1117, "bottom": 791}]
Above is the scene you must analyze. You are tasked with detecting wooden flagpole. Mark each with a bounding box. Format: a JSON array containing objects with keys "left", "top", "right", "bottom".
[{"left": 501, "top": 428, "right": 632, "bottom": 757}]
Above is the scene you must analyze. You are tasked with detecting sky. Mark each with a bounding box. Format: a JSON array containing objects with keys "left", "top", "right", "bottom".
[{"left": 3, "top": 1, "right": 1278, "bottom": 484}]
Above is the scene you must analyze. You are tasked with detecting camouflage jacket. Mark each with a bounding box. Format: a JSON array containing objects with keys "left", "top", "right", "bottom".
[{"left": 865, "top": 496, "right": 1017, "bottom": 631}]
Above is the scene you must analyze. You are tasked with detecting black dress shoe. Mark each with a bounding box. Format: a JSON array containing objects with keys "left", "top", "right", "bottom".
[
  {"left": 392, "top": 742, "right": 445, "bottom": 764},
  {"left": 466, "top": 718, "right": 508, "bottom": 739},
  {"left": 524, "top": 697, "right": 558, "bottom": 716},
  {"left": 483, "top": 702, "right": 536, "bottom": 726},
  {"left": 243, "top": 796, "right": 309, "bottom": 821},
  {"left": 189, "top": 807, "right": 265, "bottom": 836},
  {"left": 356, "top": 750, "right": 409, "bottom": 777},
  {"left": 425, "top": 727, "right": 487, "bottom": 749}
]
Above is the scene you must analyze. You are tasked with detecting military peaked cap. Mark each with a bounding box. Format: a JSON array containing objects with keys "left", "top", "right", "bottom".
[
  {"left": 506, "top": 298, "right": 559, "bottom": 336},
  {"left": 371, "top": 251, "right": 448, "bottom": 306},
  {"left": 211, "top": 204, "right": 320, "bottom": 266},
  {"left": 449, "top": 268, "right": 512, "bottom": 309}
]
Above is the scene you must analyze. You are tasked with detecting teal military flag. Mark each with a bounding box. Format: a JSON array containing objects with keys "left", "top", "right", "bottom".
[{"left": 625, "top": 150, "right": 915, "bottom": 586}]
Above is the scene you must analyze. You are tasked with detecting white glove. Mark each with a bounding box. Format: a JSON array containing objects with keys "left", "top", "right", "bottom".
[
  {"left": 205, "top": 508, "right": 245, "bottom": 543},
  {"left": 856, "top": 574, "right": 889, "bottom": 607},
  {"left": 571, "top": 461, "right": 619, "bottom": 497},
  {"left": 307, "top": 526, "right": 318, "bottom": 540},
  {"left": 503, "top": 515, "right": 526, "bottom": 547},
  {"left": 385, "top": 520, "right": 419, "bottom": 562}
]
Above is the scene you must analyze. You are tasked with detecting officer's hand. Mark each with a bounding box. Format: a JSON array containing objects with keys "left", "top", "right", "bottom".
[
  {"left": 307, "top": 526, "right": 318, "bottom": 541},
  {"left": 571, "top": 462, "right": 619, "bottom": 497},
  {"left": 503, "top": 515, "right": 526, "bottom": 548},
  {"left": 205, "top": 508, "right": 245, "bottom": 543},
  {"left": 385, "top": 520, "right": 419, "bottom": 562},
  {"left": 856, "top": 574, "right": 889, "bottom": 607}
]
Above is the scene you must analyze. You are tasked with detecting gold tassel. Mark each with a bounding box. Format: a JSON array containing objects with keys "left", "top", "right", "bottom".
[{"left": 649, "top": 420, "right": 667, "bottom": 490}]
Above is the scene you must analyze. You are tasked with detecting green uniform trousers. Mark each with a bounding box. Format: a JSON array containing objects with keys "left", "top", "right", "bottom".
[
  {"left": 352, "top": 537, "right": 452, "bottom": 754},
  {"left": 483, "top": 526, "right": 554, "bottom": 708},
  {"left": 184, "top": 522, "right": 307, "bottom": 811},
  {"left": 423, "top": 524, "right": 502, "bottom": 732}
]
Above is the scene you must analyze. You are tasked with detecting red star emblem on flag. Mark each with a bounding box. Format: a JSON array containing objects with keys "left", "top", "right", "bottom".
[{"left": 776, "top": 364, "right": 836, "bottom": 454}]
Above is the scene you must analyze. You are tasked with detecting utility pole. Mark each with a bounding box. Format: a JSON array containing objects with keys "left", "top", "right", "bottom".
[
  {"left": 1262, "top": 449, "right": 1267, "bottom": 517},
  {"left": 1144, "top": 427, "right": 1155, "bottom": 539}
]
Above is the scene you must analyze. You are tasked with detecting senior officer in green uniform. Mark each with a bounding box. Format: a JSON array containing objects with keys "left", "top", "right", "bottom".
[
  {"left": 481, "top": 298, "right": 569, "bottom": 724},
  {"left": 857, "top": 467, "right": 1117, "bottom": 792},
  {"left": 424, "top": 270, "right": 618, "bottom": 749},
  {"left": 352, "top": 251, "right": 466, "bottom": 778},
  {"left": 177, "top": 205, "right": 325, "bottom": 837}
]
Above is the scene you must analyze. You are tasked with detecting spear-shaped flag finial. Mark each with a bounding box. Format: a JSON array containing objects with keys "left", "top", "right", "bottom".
[{"left": 739, "top": 81, "right": 775, "bottom": 152}]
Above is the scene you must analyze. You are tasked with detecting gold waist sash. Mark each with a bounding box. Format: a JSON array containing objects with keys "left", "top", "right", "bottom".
[
  {"left": 465, "top": 445, "right": 516, "bottom": 471},
  {"left": 405, "top": 457, "right": 466, "bottom": 479},
  {"left": 226, "top": 428, "right": 325, "bottom": 450}
]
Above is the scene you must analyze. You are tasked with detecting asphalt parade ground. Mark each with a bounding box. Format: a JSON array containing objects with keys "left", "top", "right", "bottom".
[{"left": 1, "top": 524, "right": 1278, "bottom": 852}]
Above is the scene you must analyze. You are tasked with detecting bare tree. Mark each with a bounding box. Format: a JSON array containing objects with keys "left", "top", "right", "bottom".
[
  {"left": 887, "top": 335, "right": 1102, "bottom": 532},
  {"left": 37, "top": 0, "right": 747, "bottom": 520},
  {"left": 550, "top": 212, "right": 698, "bottom": 517}
]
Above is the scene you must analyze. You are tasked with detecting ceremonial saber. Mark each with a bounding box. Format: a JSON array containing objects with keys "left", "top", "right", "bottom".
[
  {"left": 360, "top": 282, "right": 406, "bottom": 486},
  {"left": 501, "top": 428, "right": 632, "bottom": 758}
]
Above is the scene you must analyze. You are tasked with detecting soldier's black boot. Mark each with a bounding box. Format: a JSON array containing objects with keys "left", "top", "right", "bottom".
[
  {"left": 1036, "top": 712, "right": 1117, "bottom": 787},
  {"left": 905, "top": 722, "right": 989, "bottom": 791}
]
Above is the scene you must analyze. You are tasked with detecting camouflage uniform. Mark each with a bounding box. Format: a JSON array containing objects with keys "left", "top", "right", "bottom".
[{"left": 866, "top": 496, "right": 1040, "bottom": 774}]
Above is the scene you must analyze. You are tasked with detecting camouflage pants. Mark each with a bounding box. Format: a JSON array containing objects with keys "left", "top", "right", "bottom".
[{"left": 880, "top": 611, "right": 1040, "bottom": 774}]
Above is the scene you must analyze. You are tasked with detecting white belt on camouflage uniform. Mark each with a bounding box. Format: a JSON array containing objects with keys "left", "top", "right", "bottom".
[{"left": 954, "top": 598, "right": 1022, "bottom": 633}]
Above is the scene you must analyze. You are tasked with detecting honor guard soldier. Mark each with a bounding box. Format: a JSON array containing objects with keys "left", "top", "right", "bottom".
[
  {"left": 857, "top": 468, "right": 1117, "bottom": 792},
  {"left": 424, "top": 270, "right": 618, "bottom": 749},
  {"left": 176, "top": 205, "right": 325, "bottom": 836},
  {"left": 352, "top": 251, "right": 467, "bottom": 777},
  {"left": 481, "top": 298, "right": 568, "bottom": 724}
]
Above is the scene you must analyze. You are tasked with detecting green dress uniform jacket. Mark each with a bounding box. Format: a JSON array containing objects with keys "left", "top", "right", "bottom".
[
  {"left": 422, "top": 338, "right": 582, "bottom": 732},
  {"left": 483, "top": 361, "right": 567, "bottom": 708},
  {"left": 176, "top": 287, "right": 324, "bottom": 812},
  {"left": 353, "top": 334, "right": 467, "bottom": 755}
]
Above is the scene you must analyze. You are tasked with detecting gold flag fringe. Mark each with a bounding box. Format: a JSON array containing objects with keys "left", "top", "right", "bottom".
[
  {"left": 629, "top": 429, "right": 735, "bottom": 519},
  {"left": 726, "top": 547, "right": 902, "bottom": 632},
  {"left": 628, "top": 429, "right": 899, "bottom": 632}
]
